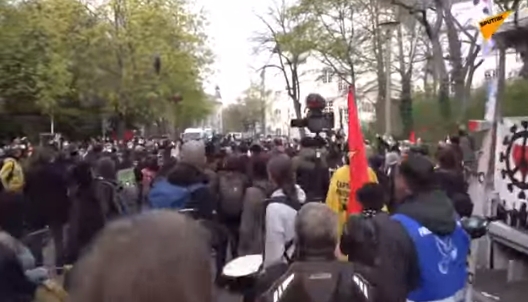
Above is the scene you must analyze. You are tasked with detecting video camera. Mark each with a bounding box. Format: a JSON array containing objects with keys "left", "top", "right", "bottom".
[{"left": 290, "top": 93, "right": 334, "bottom": 134}]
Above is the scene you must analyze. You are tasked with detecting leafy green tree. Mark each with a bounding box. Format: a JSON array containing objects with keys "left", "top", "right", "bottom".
[
  {"left": 0, "top": 0, "right": 212, "bottom": 139},
  {"left": 413, "top": 78, "right": 528, "bottom": 142}
]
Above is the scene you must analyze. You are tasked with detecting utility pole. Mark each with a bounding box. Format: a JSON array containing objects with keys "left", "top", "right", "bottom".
[{"left": 380, "top": 20, "right": 399, "bottom": 136}]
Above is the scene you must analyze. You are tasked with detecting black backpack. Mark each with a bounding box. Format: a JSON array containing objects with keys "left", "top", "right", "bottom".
[
  {"left": 218, "top": 172, "right": 248, "bottom": 218},
  {"left": 297, "top": 152, "right": 327, "bottom": 202}
]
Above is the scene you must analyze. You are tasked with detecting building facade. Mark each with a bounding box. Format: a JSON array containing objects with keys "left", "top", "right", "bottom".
[
  {"left": 263, "top": 56, "right": 375, "bottom": 138},
  {"left": 262, "top": 2, "right": 526, "bottom": 138}
]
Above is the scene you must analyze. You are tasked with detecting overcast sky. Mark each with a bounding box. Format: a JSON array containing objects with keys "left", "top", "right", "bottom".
[{"left": 197, "top": 0, "right": 271, "bottom": 104}]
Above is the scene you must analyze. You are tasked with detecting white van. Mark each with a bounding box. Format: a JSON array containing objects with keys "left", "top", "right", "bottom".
[{"left": 182, "top": 128, "right": 205, "bottom": 141}]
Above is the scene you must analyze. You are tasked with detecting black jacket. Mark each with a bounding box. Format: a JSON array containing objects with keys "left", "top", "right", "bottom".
[
  {"left": 24, "top": 163, "right": 70, "bottom": 229},
  {"left": 434, "top": 168, "right": 473, "bottom": 217},
  {"left": 341, "top": 212, "right": 418, "bottom": 302},
  {"left": 258, "top": 261, "right": 374, "bottom": 302}
]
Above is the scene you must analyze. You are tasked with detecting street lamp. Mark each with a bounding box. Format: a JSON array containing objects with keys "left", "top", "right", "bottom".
[{"left": 379, "top": 20, "right": 399, "bottom": 136}]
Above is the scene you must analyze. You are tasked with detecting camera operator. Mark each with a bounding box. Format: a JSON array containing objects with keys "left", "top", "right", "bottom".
[
  {"left": 292, "top": 136, "right": 329, "bottom": 203},
  {"left": 290, "top": 93, "right": 334, "bottom": 203},
  {"left": 258, "top": 203, "right": 374, "bottom": 302}
]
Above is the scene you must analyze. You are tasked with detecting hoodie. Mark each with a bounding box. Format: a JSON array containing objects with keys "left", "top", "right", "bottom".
[
  {"left": 395, "top": 189, "right": 457, "bottom": 236},
  {"left": 264, "top": 185, "right": 306, "bottom": 268}
]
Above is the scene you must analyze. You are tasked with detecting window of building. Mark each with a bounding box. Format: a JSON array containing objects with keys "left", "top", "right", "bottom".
[
  {"left": 274, "top": 109, "right": 281, "bottom": 118},
  {"left": 274, "top": 91, "right": 281, "bottom": 99},
  {"left": 342, "top": 108, "right": 349, "bottom": 122},
  {"left": 325, "top": 100, "right": 334, "bottom": 113},
  {"left": 322, "top": 68, "right": 333, "bottom": 83},
  {"left": 338, "top": 79, "right": 347, "bottom": 94}
]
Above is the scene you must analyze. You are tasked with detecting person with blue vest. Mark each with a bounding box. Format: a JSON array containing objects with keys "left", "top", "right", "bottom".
[{"left": 392, "top": 154, "right": 470, "bottom": 302}]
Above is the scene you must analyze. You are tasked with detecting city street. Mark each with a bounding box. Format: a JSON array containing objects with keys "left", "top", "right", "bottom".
[{"left": 40, "top": 230, "right": 528, "bottom": 302}]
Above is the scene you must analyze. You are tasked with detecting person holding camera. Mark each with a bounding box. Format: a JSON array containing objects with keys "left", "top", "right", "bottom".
[{"left": 292, "top": 136, "right": 329, "bottom": 203}]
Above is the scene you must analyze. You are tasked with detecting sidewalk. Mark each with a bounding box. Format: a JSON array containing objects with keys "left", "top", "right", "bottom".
[{"left": 473, "top": 269, "right": 528, "bottom": 302}]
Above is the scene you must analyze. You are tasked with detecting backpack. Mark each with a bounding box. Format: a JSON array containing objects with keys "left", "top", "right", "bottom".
[
  {"left": 296, "top": 151, "right": 326, "bottom": 201},
  {"left": 94, "top": 178, "right": 129, "bottom": 218},
  {"left": 258, "top": 261, "right": 374, "bottom": 302},
  {"left": 218, "top": 172, "right": 248, "bottom": 217},
  {"left": 0, "top": 158, "right": 24, "bottom": 193},
  {"left": 148, "top": 178, "right": 205, "bottom": 210}
]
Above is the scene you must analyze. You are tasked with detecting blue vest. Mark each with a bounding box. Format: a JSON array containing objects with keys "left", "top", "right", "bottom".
[{"left": 392, "top": 214, "right": 469, "bottom": 302}]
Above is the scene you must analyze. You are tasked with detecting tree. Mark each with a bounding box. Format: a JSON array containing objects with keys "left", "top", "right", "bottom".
[
  {"left": 253, "top": 0, "right": 313, "bottom": 137},
  {"left": 394, "top": 11, "right": 427, "bottom": 137},
  {"left": 289, "top": 0, "right": 365, "bottom": 85},
  {"left": 222, "top": 84, "right": 268, "bottom": 133},
  {"left": 391, "top": 0, "right": 483, "bottom": 122},
  {"left": 0, "top": 0, "right": 212, "bottom": 139},
  {"left": 290, "top": 0, "right": 392, "bottom": 133},
  {"left": 413, "top": 78, "right": 528, "bottom": 141}
]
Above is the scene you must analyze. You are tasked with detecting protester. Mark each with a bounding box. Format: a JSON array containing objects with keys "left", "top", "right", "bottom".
[
  {"left": 325, "top": 145, "right": 379, "bottom": 235},
  {"left": 458, "top": 127, "right": 476, "bottom": 166},
  {"left": 292, "top": 136, "right": 329, "bottom": 202},
  {"left": 24, "top": 147, "right": 70, "bottom": 269},
  {"left": 339, "top": 183, "right": 385, "bottom": 265},
  {"left": 217, "top": 155, "right": 250, "bottom": 258},
  {"left": 66, "top": 161, "right": 106, "bottom": 264},
  {"left": 0, "top": 147, "right": 26, "bottom": 239},
  {"left": 93, "top": 157, "right": 122, "bottom": 219},
  {"left": 259, "top": 203, "right": 374, "bottom": 302},
  {"left": 149, "top": 140, "right": 215, "bottom": 220},
  {"left": 68, "top": 210, "right": 212, "bottom": 302},
  {"left": 340, "top": 181, "right": 415, "bottom": 302},
  {"left": 238, "top": 153, "right": 273, "bottom": 256},
  {"left": 264, "top": 154, "right": 306, "bottom": 268},
  {"left": 435, "top": 145, "right": 473, "bottom": 217},
  {"left": 140, "top": 155, "right": 158, "bottom": 201},
  {"left": 392, "top": 154, "right": 470, "bottom": 302},
  {"left": 0, "top": 231, "right": 39, "bottom": 301}
]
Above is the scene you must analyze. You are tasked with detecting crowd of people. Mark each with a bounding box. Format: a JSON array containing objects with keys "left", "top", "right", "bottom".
[{"left": 0, "top": 130, "right": 476, "bottom": 302}]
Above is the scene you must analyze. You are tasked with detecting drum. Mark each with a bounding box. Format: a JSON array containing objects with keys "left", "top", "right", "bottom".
[{"left": 220, "top": 254, "right": 263, "bottom": 292}]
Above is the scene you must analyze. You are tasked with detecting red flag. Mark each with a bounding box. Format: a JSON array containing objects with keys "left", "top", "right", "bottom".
[
  {"left": 347, "top": 85, "right": 370, "bottom": 214},
  {"left": 409, "top": 131, "right": 416, "bottom": 143}
]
